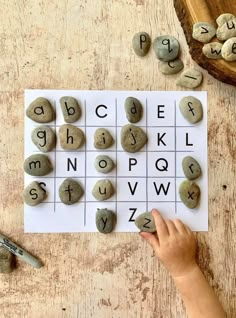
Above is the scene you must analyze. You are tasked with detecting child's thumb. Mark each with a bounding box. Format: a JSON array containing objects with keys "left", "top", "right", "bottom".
[{"left": 139, "top": 232, "right": 159, "bottom": 252}]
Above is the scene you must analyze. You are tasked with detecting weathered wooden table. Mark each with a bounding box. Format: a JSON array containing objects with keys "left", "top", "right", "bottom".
[{"left": 0, "top": 1, "right": 235, "bottom": 317}]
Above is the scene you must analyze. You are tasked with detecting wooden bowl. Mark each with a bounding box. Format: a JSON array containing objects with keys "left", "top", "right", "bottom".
[{"left": 174, "top": 0, "right": 236, "bottom": 86}]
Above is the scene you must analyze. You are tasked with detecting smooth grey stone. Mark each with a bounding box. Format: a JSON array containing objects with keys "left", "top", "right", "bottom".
[
  {"left": 153, "top": 35, "right": 180, "bottom": 61},
  {"left": 179, "top": 180, "right": 200, "bottom": 209},
  {"left": 92, "top": 179, "right": 114, "bottom": 201},
  {"left": 31, "top": 125, "right": 56, "bottom": 152},
  {"left": 94, "top": 128, "right": 114, "bottom": 149},
  {"left": 216, "top": 13, "right": 235, "bottom": 27},
  {"left": 176, "top": 69, "right": 203, "bottom": 89},
  {"left": 179, "top": 96, "right": 203, "bottom": 124},
  {"left": 135, "top": 212, "right": 156, "bottom": 233},
  {"left": 121, "top": 124, "right": 147, "bottom": 153},
  {"left": 192, "top": 22, "right": 216, "bottom": 43},
  {"left": 59, "top": 124, "right": 85, "bottom": 150},
  {"left": 222, "top": 37, "right": 236, "bottom": 62},
  {"left": 96, "top": 209, "right": 116, "bottom": 234},
  {"left": 182, "top": 156, "right": 201, "bottom": 180},
  {"left": 132, "top": 32, "right": 151, "bottom": 57},
  {"left": 60, "top": 96, "right": 81, "bottom": 123},
  {"left": 26, "top": 97, "right": 55, "bottom": 123},
  {"left": 59, "top": 178, "right": 83, "bottom": 205},
  {"left": 94, "top": 155, "right": 115, "bottom": 174},
  {"left": 202, "top": 42, "right": 223, "bottom": 59},
  {"left": 216, "top": 19, "right": 236, "bottom": 41},
  {"left": 22, "top": 181, "right": 47, "bottom": 206},
  {"left": 0, "top": 246, "right": 14, "bottom": 274},
  {"left": 158, "top": 58, "right": 184, "bottom": 75},
  {"left": 125, "top": 97, "right": 143, "bottom": 123},
  {"left": 24, "top": 154, "right": 53, "bottom": 176}
]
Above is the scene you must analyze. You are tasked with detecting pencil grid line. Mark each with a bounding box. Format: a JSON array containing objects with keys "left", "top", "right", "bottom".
[
  {"left": 41, "top": 200, "right": 184, "bottom": 204},
  {"left": 175, "top": 100, "right": 177, "bottom": 214},
  {"left": 115, "top": 98, "right": 118, "bottom": 216},
  {"left": 84, "top": 99, "right": 87, "bottom": 226},
  {"left": 146, "top": 98, "right": 148, "bottom": 212},
  {"left": 40, "top": 124, "right": 195, "bottom": 128},
  {"left": 53, "top": 99, "right": 57, "bottom": 213},
  {"left": 33, "top": 149, "right": 195, "bottom": 153}
]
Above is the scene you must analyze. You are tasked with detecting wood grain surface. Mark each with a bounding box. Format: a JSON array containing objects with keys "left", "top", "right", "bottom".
[
  {"left": 174, "top": 0, "right": 236, "bottom": 86},
  {"left": 0, "top": 1, "right": 235, "bottom": 317}
]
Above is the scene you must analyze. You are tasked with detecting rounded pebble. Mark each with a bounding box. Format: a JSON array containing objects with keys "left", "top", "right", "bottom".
[
  {"left": 0, "top": 247, "right": 14, "bottom": 274},
  {"left": 125, "top": 97, "right": 143, "bottom": 123},
  {"left": 135, "top": 212, "right": 156, "bottom": 233},
  {"left": 94, "top": 155, "right": 115, "bottom": 174},
  {"left": 59, "top": 124, "right": 85, "bottom": 150},
  {"left": 182, "top": 156, "right": 202, "bottom": 180},
  {"left": 24, "top": 154, "right": 53, "bottom": 176},
  {"left": 96, "top": 209, "right": 116, "bottom": 233},
  {"left": 202, "top": 42, "right": 223, "bottom": 59},
  {"left": 22, "top": 181, "right": 47, "bottom": 206},
  {"left": 192, "top": 22, "right": 216, "bottom": 43},
  {"left": 132, "top": 32, "right": 151, "bottom": 57},
  {"left": 94, "top": 128, "right": 114, "bottom": 149},
  {"left": 121, "top": 124, "right": 147, "bottom": 153},
  {"left": 153, "top": 35, "right": 180, "bottom": 61},
  {"left": 92, "top": 179, "right": 114, "bottom": 201},
  {"left": 216, "top": 13, "right": 235, "bottom": 27},
  {"left": 222, "top": 37, "right": 236, "bottom": 62},
  {"left": 216, "top": 19, "right": 236, "bottom": 41},
  {"left": 158, "top": 58, "right": 184, "bottom": 75},
  {"left": 31, "top": 125, "right": 56, "bottom": 152},
  {"left": 26, "top": 97, "right": 55, "bottom": 123},
  {"left": 60, "top": 96, "right": 81, "bottom": 123},
  {"left": 176, "top": 69, "right": 203, "bottom": 89},
  {"left": 179, "top": 180, "right": 200, "bottom": 209},
  {"left": 179, "top": 96, "right": 203, "bottom": 124},
  {"left": 59, "top": 178, "right": 84, "bottom": 205}
]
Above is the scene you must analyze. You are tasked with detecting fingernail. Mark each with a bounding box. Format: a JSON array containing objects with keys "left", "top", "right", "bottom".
[{"left": 152, "top": 209, "right": 159, "bottom": 214}]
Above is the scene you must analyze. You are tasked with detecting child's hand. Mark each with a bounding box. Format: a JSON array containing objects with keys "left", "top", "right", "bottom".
[{"left": 140, "top": 209, "right": 197, "bottom": 278}]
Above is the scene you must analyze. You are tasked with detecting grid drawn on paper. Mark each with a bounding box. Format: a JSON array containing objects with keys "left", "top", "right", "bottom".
[{"left": 24, "top": 90, "right": 208, "bottom": 233}]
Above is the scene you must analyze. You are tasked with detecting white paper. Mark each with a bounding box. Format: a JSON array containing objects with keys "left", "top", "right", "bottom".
[{"left": 24, "top": 90, "right": 208, "bottom": 233}]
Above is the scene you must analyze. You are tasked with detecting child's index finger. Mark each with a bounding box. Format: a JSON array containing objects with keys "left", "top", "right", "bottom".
[{"left": 151, "top": 209, "right": 169, "bottom": 240}]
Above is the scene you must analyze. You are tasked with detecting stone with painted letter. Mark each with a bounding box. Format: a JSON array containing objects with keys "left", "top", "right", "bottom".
[
  {"left": 31, "top": 125, "right": 56, "bottom": 152},
  {"left": 26, "top": 97, "right": 55, "bottom": 123},
  {"left": 222, "top": 37, "right": 236, "bottom": 62},
  {"left": 179, "top": 96, "right": 203, "bottom": 124},
  {"left": 94, "top": 155, "right": 115, "bottom": 174},
  {"left": 132, "top": 32, "right": 151, "bottom": 57},
  {"left": 121, "top": 124, "right": 147, "bottom": 153},
  {"left": 192, "top": 22, "right": 216, "bottom": 43},
  {"left": 216, "top": 13, "right": 235, "bottom": 27},
  {"left": 202, "top": 42, "right": 223, "bottom": 59},
  {"left": 216, "top": 19, "right": 236, "bottom": 41},
  {"left": 94, "top": 128, "right": 114, "bottom": 149},
  {"left": 24, "top": 154, "right": 53, "bottom": 176},
  {"left": 179, "top": 180, "right": 200, "bottom": 209},
  {"left": 158, "top": 58, "right": 184, "bottom": 75},
  {"left": 92, "top": 179, "right": 114, "bottom": 201},
  {"left": 96, "top": 209, "right": 116, "bottom": 234},
  {"left": 59, "top": 178, "right": 83, "bottom": 205},
  {"left": 60, "top": 96, "right": 81, "bottom": 123},
  {"left": 176, "top": 69, "right": 203, "bottom": 89},
  {"left": 135, "top": 212, "right": 156, "bottom": 233},
  {"left": 59, "top": 124, "right": 85, "bottom": 150},
  {"left": 125, "top": 97, "right": 143, "bottom": 123},
  {"left": 22, "top": 181, "right": 47, "bottom": 206},
  {"left": 182, "top": 156, "right": 201, "bottom": 180},
  {"left": 0, "top": 246, "right": 14, "bottom": 273},
  {"left": 153, "top": 35, "right": 180, "bottom": 61}
]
